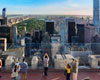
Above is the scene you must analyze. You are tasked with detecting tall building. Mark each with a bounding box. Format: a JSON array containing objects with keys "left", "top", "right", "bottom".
[
  {"left": 45, "top": 21, "right": 55, "bottom": 35},
  {"left": 2, "top": 8, "right": 7, "bottom": 19},
  {"left": 13, "top": 26, "right": 18, "bottom": 45},
  {"left": 93, "top": 0, "right": 100, "bottom": 26},
  {"left": 77, "top": 24, "right": 85, "bottom": 43},
  {"left": 0, "top": 8, "right": 7, "bottom": 25},
  {"left": 66, "top": 19, "right": 76, "bottom": 43},
  {"left": 0, "top": 26, "right": 14, "bottom": 44},
  {"left": 34, "top": 30, "right": 42, "bottom": 43},
  {"left": 85, "top": 24, "right": 95, "bottom": 43},
  {"left": 25, "top": 37, "right": 32, "bottom": 57},
  {"left": 60, "top": 23, "right": 67, "bottom": 43}
]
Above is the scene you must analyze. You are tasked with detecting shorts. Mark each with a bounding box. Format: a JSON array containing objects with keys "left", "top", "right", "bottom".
[{"left": 21, "top": 73, "right": 27, "bottom": 80}]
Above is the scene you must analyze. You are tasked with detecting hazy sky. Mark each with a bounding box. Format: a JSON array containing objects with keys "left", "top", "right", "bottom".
[{"left": 0, "top": 0, "right": 93, "bottom": 15}]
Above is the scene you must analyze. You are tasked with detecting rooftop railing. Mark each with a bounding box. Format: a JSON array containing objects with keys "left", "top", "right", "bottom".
[{"left": 0, "top": 43, "right": 100, "bottom": 69}]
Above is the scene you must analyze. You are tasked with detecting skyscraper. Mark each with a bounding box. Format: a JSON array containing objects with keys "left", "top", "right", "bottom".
[
  {"left": 93, "top": 0, "right": 100, "bottom": 26},
  {"left": 0, "top": 8, "right": 7, "bottom": 25},
  {"left": 2, "top": 8, "right": 7, "bottom": 19},
  {"left": 45, "top": 21, "right": 55, "bottom": 35},
  {"left": 66, "top": 18, "right": 76, "bottom": 43}
]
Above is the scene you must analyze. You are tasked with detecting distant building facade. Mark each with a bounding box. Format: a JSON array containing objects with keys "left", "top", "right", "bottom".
[
  {"left": 13, "top": 26, "right": 18, "bottom": 45},
  {"left": 93, "top": 0, "right": 100, "bottom": 33},
  {"left": 2, "top": 8, "right": 7, "bottom": 19},
  {"left": 60, "top": 23, "right": 67, "bottom": 43},
  {"left": 0, "top": 8, "right": 7, "bottom": 25},
  {"left": 45, "top": 21, "right": 55, "bottom": 36},
  {"left": 77, "top": 24, "right": 85, "bottom": 43},
  {"left": 93, "top": 0, "right": 100, "bottom": 26},
  {"left": 85, "top": 24, "right": 95, "bottom": 43},
  {"left": 0, "top": 26, "right": 14, "bottom": 46},
  {"left": 66, "top": 18, "right": 76, "bottom": 43}
]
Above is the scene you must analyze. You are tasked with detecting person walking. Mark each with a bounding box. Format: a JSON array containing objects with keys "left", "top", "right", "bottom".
[
  {"left": 43, "top": 53, "right": 49, "bottom": 76},
  {"left": 0, "top": 58, "right": 2, "bottom": 78},
  {"left": 64, "top": 61, "right": 71, "bottom": 80},
  {"left": 20, "top": 58, "right": 28, "bottom": 80},
  {"left": 11, "top": 64, "right": 20, "bottom": 80},
  {"left": 71, "top": 58, "right": 78, "bottom": 80}
]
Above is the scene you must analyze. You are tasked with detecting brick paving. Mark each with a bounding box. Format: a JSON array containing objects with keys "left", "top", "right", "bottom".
[{"left": 0, "top": 69, "right": 100, "bottom": 80}]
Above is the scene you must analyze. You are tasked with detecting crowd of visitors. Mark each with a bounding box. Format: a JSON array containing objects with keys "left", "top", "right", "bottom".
[
  {"left": 11, "top": 58, "right": 28, "bottom": 80},
  {"left": 0, "top": 53, "right": 78, "bottom": 80}
]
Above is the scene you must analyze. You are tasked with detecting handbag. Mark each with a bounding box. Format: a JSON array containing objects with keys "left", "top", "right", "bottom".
[{"left": 11, "top": 72, "right": 17, "bottom": 78}]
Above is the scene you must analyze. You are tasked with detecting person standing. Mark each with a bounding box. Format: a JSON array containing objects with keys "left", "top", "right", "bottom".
[
  {"left": 65, "top": 63, "right": 71, "bottom": 80},
  {"left": 0, "top": 58, "right": 2, "bottom": 78},
  {"left": 20, "top": 58, "right": 28, "bottom": 80},
  {"left": 43, "top": 53, "right": 49, "bottom": 76},
  {"left": 11, "top": 64, "right": 20, "bottom": 80},
  {"left": 71, "top": 58, "right": 78, "bottom": 80}
]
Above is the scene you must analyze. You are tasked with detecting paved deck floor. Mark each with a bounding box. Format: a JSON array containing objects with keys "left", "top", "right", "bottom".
[{"left": 0, "top": 70, "right": 100, "bottom": 80}]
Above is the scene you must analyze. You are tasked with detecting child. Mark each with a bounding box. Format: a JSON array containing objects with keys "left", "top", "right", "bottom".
[{"left": 65, "top": 63, "right": 71, "bottom": 80}]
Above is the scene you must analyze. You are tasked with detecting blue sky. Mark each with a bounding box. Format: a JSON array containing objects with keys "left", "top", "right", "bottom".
[{"left": 0, "top": 0, "right": 93, "bottom": 15}]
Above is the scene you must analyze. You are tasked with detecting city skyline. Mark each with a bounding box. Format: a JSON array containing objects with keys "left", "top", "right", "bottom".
[{"left": 0, "top": 0, "right": 92, "bottom": 15}]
